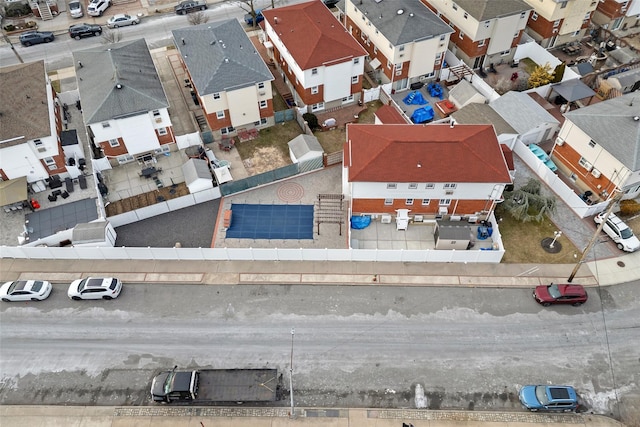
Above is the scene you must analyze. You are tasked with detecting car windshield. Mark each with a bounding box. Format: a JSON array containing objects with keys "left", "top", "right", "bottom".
[
  {"left": 535, "top": 386, "right": 550, "bottom": 405},
  {"left": 70, "top": 2, "right": 80, "bottom": 7},
  {"left": 619, "top": 227, "right": 634, "bottom": 239},
  {"left": 547, "top": 283, "right": 561, "bottom": 298},
  {"left": 164, "top": 372, "right": 175, "bottom": 394},
  {"left": 7, "top": 281, "right": 27, "bottom": 292}
]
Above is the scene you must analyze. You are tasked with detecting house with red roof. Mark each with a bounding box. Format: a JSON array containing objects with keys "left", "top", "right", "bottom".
[
  {"left": 343, "top": 123, "right": 512, "bottom": 220},
  {"left": 261, "top": 0, "right": 367, "bottom": 113}
]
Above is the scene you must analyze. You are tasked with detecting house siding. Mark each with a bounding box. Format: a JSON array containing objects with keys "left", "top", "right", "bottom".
[
  {"left": 206, "top": 109, "right": 233, "bottom": 132},
  {"left": 352, "top": 198, "right": 488, "bottom": 216},
  {"left": 552, "top": 143, "right": 613, "bottom": 197}
]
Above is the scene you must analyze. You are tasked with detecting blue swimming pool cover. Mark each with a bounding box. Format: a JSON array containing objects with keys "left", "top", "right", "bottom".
[{"left": 225, "top": 204, "right": 314, "bottom": 239}]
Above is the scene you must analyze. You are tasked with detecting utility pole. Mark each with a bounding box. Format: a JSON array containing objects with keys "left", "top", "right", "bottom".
[
  {"left": 568, "top": 190, "right": 623, "bottom": 282},
  {"left": 289, "top": 327, "right": 295, "bottom": 418},
  {"left": 1, "top": 31, "right": 24, "bottom": 64}
]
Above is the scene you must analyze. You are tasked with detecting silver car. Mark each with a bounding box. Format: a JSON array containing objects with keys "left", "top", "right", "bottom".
[
  {"left": 107, "top": 13, "right": 140, "bottom": 28},
  {"left": 69, "top": 0, "right": 83, "bottom": 18}
]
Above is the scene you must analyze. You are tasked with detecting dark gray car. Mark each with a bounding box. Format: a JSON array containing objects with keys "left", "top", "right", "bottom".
[
  {"left": 19, "top": 31, "right": 55, "bottom": 46},
  {"left": 69, "top": 23, "right": 102, "bottom": 39}
]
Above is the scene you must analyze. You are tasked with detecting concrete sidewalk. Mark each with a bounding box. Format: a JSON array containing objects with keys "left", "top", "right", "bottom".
[{"left": 0, "top": 405, "right": 626, "bottom": 427}]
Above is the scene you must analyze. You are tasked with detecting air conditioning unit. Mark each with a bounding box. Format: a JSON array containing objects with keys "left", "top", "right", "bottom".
[
  {"left": 582, "top": 161, "right": 593, "bottom": 171},
  {"left": 445, "top": 190, "right": 454, "bottom": 195},
  {"left": 450, "top": 215, "right": 461, "bottom": 221},
  {"left": 468, "top": 216, "right": 479, "bottom": 223},
  {"left": 591, "top": 168, "right": 601, "bottom": 178},
  {"left": 438, "top": 207, "right": 448, "bottom": 215},
  {"left": 259, "top": 91, "right": 266, "bottom": 96},
  {"left": 381, "top": 214, "right": 392, "bottom": 224},
  {"left": 413, "top": 215, "right": 424, "bottom": 223},
  {"left": 37, "top": 147, "right": 47, "bottom": 153},
  {"left": 555, "top": 137, "right": 565, "bottom": 146},
  {"left": 395, "top": 70, "right": 402, "bottom": 76}
]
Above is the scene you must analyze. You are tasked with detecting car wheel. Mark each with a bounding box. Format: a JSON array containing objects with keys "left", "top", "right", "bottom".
[
  {"left": 75, "top": 35, "right": 81, "bottom": 40},
  {"left": 94, "top": 31, "right": 101, "bottom": 36},
  {"left": 617, "top": 243, "right": 624, "bottom": 250},
  {"left": 113, "top": 24, "right": 119, "bottom": 28},
  {"left": 133, "top": 20, "right": 138, "bottom": 24},
  {"left": 24, "top": 41, "right": 32, "bottom": 46},
  {"left": 103, "top": 295, "right": 113, "bottom": 300},
  {"left": 31, "top": 298, "right": 40, "bottom": 302},
  {"left": 200, "top": 6, "right": 205, "bottom": 10},
  {"left": 44, "top": 37, "right": 52, "bottom": 42},
  {"left": 542, "top": 302, "right": 551, "bottom": 307},
  {"left": 572, "top": 302, "right": 583, "bottom": 306},
  {"left": 1, "top": 298, "right": 10, "bottom": 302},
  {"left": 71, "top": 296, "right": 81, "bottom": 300}
]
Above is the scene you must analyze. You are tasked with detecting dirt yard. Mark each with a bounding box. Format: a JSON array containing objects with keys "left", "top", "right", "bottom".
[{"left": 242, "top": 146, "right": 290, "bottom": 175}]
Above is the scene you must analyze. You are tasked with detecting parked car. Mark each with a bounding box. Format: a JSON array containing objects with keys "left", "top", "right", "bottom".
[
  {"left": 107, "top": 14, "right": 140, "bottom": 28},
  {"left": 533, "top": 283, "right": 588, "bottom": 306},
  {"left": 68, "top": 0, "right": 84, "bottom": 18},
  {"left": 1, "top": 280, "right": 52, "bottom": 302},
  {"left": 68, "top": 277, "right": 122, "bottom": 300},
  {"left": 594, "top": 212, "right": 640, "bottom": 252},
  {"left": 69, "top": 23, "right": 103, "bottom": 39},
  {"left": 19, "top": 31, "right": 55, "bottom": 47},
  {"left": 519, "top": 385, "right": 579, "bottom": 412},
  {"left": 87, "top": 0, "right": 110, "bottom": 17},
  {"left": 244, "top": 9, "right": 264, "bottom": 25},
  {"left": 174, "top": 0, "right": 207, "bottom": 15}
]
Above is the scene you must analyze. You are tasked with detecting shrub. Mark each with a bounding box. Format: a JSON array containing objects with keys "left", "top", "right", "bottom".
[
  {"left": 4, "top": 24, "right": 16, "bottom": 32},
  {"left": 25, "top": 21, "right": 37, "bottom": 28},
  {"left": 620, "top": 199, "right": 640, "bottom": 216},
  {"left": 5, "top": 2, "right": 32, "bottom": 17},
  {"left": 303, "top": 113, "right": 319, "bottom": 130}
]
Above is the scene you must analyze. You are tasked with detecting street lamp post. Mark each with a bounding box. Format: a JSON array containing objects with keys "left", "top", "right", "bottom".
[
  {"left": 549, "top": 231, "right": 562, "bottom": 249},
  {"left": 289, "top": 327, "right": 295, "bottom": 418}
]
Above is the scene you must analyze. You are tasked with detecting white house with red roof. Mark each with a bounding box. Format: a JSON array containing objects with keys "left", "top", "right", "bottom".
[
  {"left": 261, "top": 0, "right": 367, "bottom": 113},
  {"left": 343, "top": 123, "right": 512, "bottom": 220}
]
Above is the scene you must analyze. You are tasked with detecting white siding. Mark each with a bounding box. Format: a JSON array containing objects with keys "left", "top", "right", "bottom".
[{"left": 228, "top": 86, "right": 261, "bottom": 127}]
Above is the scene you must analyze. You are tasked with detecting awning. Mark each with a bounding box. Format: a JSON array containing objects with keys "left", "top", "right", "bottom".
[
  {"left": 551, "top": 79, "right": 597, "bottom": 102},
  {"left": 369, "top": 58, "right": 381, "bottom": 70},
  {"left": 0, "top": 176, "right": 28, "bottom": 206},
  {"left": 213, "top": 166, "right": 233, "bottom": 184},
  {"left": 263, "top": 40, "right": 273, "bottom": 49}
]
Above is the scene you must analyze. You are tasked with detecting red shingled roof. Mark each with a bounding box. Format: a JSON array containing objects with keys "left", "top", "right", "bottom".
[
  {"left": 344, "top": 124, "right": 512, "bottom": 183},
  {"left": 374, "top": 105, "right": 409, "bottom": 124},
  {"left": 262, "top": 1, "right": 366, "bottom": 70}
]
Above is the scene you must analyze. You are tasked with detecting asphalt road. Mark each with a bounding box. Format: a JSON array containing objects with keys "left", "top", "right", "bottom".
[{"left": 1, "top": 282, "right": 638, "bottom": 421}]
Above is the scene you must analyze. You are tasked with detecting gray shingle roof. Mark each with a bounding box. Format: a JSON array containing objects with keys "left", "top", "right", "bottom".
[
  {"left": 564, "top": 93, "right": 640, "bottom": 171},
  {"left": 490, "top": 91, "right": 559, "bottom": 134},
  {"left": 0, "top": 61, "right": 51, "bottom": 144},
  {"left": 454, "top": 0, "right": 531, "bottom": 21},
  {"left": 172, "top": 20, "right": 273, "bottom": 96},
  {"left": 288, "top": 134, "right": 323, "bottom": 159},
  {"left": 353, "top": 0, "right": 452, "bottom": 45},
  {"left": 451, "top": 103, "right": 516, "bottom": 136},
  {"left": 74, "top": 39, "right": 168, "bottom": 124}
]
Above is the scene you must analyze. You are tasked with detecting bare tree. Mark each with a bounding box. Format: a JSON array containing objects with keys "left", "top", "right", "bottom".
[
  {"left": 101, "top": 28, "right": 122, "bottom": 44},
  {"left": 502, "top": 179, "right": 557, "bottom": 223},
  {"left": 233, "top": 0, "right": 274, "bottom": 27},
  {"left": 188, "top": 11, "right": 209, "bottom": 25}
]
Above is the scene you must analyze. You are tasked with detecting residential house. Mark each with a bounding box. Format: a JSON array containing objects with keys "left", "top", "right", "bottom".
[
  {"left": 74, "top": 39, "right": 174, "bottom": 167},
  {"left": 423, "top": 0, "right": 531, "bottom": 70},
  {"left": 551, "top": 93, "right": 640, "bottom": 203},
  {"left": 261, "top": 1, "right": 366, "bottom": 113},
  {"left": 592, "top": 0, "right": 640, "bottom": 31},
  {"left": 341, "top": 0, "right": 452, "bottom": 93},
  {"left": 522, "top": 0, "right": 598, "bottom": 48},
  {"left": 490, "top": 91, "right": 560, "bottom": 145},
  {"left": 343, "top": 123, "right": 512, "bottom": 220},
  {"left": 0, "top": 61, "right": 66, "bottom": 187},
  {"left": 173, "top": 20, "right": 274, "bottom": 138}
]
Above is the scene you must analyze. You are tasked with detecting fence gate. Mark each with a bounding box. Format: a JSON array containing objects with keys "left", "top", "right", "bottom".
[{"left": 274, "top": 109, "right": 295, "bottom": 123}]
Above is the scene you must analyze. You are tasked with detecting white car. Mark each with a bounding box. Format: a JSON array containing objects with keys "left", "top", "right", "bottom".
[
  {"left": 68, "top": 0, "right": 83, "bottom": 18},
  {"left": 87, "top": 0, "right": 110, "bottom": 17},
  {"left": 1, "top": 280, "right": 52, "bottom": 302},
  {"left": 594, "top": 212, "right": 640, "bottom": 252},
  {"left": 107, "top": 14, "right": 140, "bottom": 28},
  {"left": 68, "top": 277, "right": 122, "bottom": 300}
]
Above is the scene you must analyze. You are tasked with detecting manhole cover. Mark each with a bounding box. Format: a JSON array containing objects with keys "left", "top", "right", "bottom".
[{"left": 617, "top": 261, "right": 626, "bottom": 268}]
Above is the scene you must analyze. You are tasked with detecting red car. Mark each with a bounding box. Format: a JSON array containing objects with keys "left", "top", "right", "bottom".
[{"left": 533, "top": 283, "right": 588, "bottom": 307}]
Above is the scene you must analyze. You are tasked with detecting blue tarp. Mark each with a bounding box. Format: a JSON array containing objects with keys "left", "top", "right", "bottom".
[
  {"left": 427, "top": 82, "right": 444, "bottom": 100},
  {"left": 411, "top": 106, "right": 435, "bottom": 124},
  {"left": 402, "top": 91, "right": 428, "bottom": 105},
  {"left": 350, "top": 215, "right": 372, "bottom": 229}
]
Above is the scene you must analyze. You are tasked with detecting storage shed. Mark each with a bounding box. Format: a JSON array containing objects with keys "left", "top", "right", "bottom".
[
  {"left": 288, "top": 134, "right": 324, "bottom": 163},
  {"left": 434, "top": 220, "right": 474, "bottom": 250},
  {"left": 181, "top": 158, "right": 213, "bottom": 193}
]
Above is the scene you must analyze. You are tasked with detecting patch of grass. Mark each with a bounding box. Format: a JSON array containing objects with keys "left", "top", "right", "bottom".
[
  {"left": 48, "top": 73, "right": 61, "bottom": 93},
  {"left": 357, "top": 100, "right": 382, "bottom": 124},
  {"left": 272, "top": 82, "right": 288, "bottom": 112},
  {"left": 235, "top": 120, "right": 302, "bottom": 160},
  {"left": 314, "top": 128, "right": 346, "bottom": 153},
  {"left": 519, "top": 57, "right": 538, "bottom": 74},
  {"left": 496, "top": 207, "right": 581, "bottom": 264}
]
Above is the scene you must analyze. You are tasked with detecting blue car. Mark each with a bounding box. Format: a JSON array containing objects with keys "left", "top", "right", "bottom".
[{"left": 519, "top": 385, "right": 578, "bottom": 412}]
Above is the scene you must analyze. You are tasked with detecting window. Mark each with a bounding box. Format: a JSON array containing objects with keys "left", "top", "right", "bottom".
[
  {"left": 260, "top": 117, "right": 267, "bottom": 125},
  {"left": 108, "top": 138, "right": 119, "bottom": 147},
  {"left": 553, "top": 20, "right": 560, "bottom": 27},
  {"left": 260, "top": 100, "right": 267, "bottom": 109},
  {"left": 216, "top": 111, "right": 225, "bottom": 119},
  {"left": 354, "top": 58, "right": 360, "bottom": 64},
  {"left": 560, "top": 1, "right": 567, "bottom": 8},
  {"left": 532, "top": 12, "right": 538, "bottom": 21},
  {"left": 399, "top": 45, "right": 405, "bottom": 52},
  {"left": 440, "top": 35, "right": 446, "bottom": 41},
  {"left": 220, "top": 125, "right": 235, "bottom": 135},
  {"left": 213, "top": 92, "right": 220, "bottom": 99},
  {"left": 436, "top": 52, "right": 443, "bottom": 59},
  {"left": 501, "top": 50, "right": 510, "bottom": 56},
  {"left": 463, "top": 12, "right": 468, "bottom": 19},
  {"left": 408, "top": 183, "right": 418, "bottom": 189},
  {"left": 158, "top": 127, "right": 168, "bottom": 136},
  {"left": 478, "top": 39, "right": 485, "bottom": 47},
  {"left": 484, "top": 20, "right": 490, "bottom": 28},
  {"left": 514, "top": 32, "right": 519, "bottom": 39},
  {"left": 444, "top": 183, "right": 457, "bottom": 189},
  {"left": 116, "top": 154, "right": 134, "bottom": 164},
  {"left": 311, "top": 102, "right": 324, "bottom": 112},
  {"left": 578, "top": 157, "right": 592, "bottom": 169},
  {"left": 459, "top": 31, "right": 464, "bottom": 40},
  {"left": 312, "top": 68, "right": 318, "bottom": 75},
  {"left": 352, "top": 75, "right": 359, "bottom": 84},
  {"left": 44, "top": 157, "right": 56, "bottom": 170},
  {"left": 589, "top": 140, "right": 596, "bottom": 148},
  {"left": 387, "top": 183, "right": 397, "bottom": 189},
  {"left": 152, "top": 110, "right": 160, "bottom": 117},
  {"left": 422, "top": 199, "right": 430, "bottom": 206},
  {"left": 342, "top": 95, "right": 354, "bottom": 104},
  {"left": 439, "top": 199, "right": 451, "bottom": 206},
  {"left": 101, "top": 122, "right": 110, "bottom": 128},
  {"left": 406, "top": 199, "right": 414, "bottom": 206},
  {"left": 452, "top": 2, "right": 457, "bottom": 10},
  {"left": 520, "top": 11, "right": 526, "bottom": 19},
  {"left": 387, "top": 61, "right": 392, "bottom": 69},
  {"left": 584, "top": 12, "right": 591, "bottom": 19},
  {"left": 258, "top": 82, "right": 265, "bottom": 89},
  {"left": 384, "top": 199, "right": 393, "bottom": 205},
  {"left": 373, "top": 46, "right": 378, "bottom": 54},
  {"left": 395, "top": 63, "right": 403, "bottom": 71},
  {"left": 425, "top": 183, "right": 435, "bottom": 189},
  {"left": 33, "top": 139, "right": 43, "bottom": 146},
  {"left": 311, "top": 86, "right": 319, "bottom": 94}
]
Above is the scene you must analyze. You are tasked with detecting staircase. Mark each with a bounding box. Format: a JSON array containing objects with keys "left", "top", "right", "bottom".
[{"left": 34, "top": 1, "right": 54, "bottom": 20}]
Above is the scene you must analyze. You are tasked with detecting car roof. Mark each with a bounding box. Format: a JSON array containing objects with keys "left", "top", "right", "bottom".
[
  {"left": 548, "top": 386, "right": 573, "bottom": 400},
  {"left": 82, "top": 277, "right": 110, "bottom": 288}
]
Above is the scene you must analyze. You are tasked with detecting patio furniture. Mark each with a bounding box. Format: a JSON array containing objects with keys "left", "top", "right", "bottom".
[
  {"left": 396, "top": 209, "right": 411, "bottom": 231},
  {"left": 65, "top": 177, "right": 74, "bottom": 193},
  {"left": 78, "top": 175, "right": 87, "bottom": 189},
  {"left": 141, "top": 167, "right": 157, "bottom": 178},
  {"left": 219, "top": 138, "right": 235, "bottom": 152}
]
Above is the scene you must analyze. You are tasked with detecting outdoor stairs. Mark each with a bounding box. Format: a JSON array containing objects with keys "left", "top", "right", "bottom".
[
  {"left": 35, "top": 1, "right": 54, "bottom": 20},
  {"left": 194, "top": 114, "right": 208, "bottom": 132},
  {"left": 282, "top": 92, "right": 295, "bottom": 108}
]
